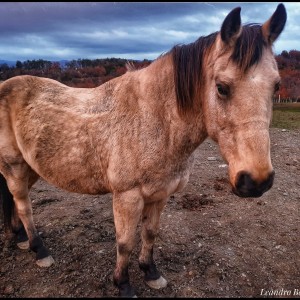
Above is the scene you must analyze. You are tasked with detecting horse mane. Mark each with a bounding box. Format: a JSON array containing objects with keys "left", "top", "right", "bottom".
[
  {"left": 171, "top": 32, "right": 217, "bottom": 114},
  {"left": 125, "top": 61, "right": 136, "bottom": 72},
  {"left": 171, "top": 23, "right": 267, "bottom": 114},
  {"left": 126, "top": 60, "right": 153, "bottom": 72}
]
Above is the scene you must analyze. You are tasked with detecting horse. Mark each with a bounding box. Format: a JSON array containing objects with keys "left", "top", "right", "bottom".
[{"left": 0, "top": 4, "right": 286, "bottom": 297}]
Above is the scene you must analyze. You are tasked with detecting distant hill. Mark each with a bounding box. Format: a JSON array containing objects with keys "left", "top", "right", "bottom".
[{"left": 0, "top": 60, "right": 70, "bottom": 68}]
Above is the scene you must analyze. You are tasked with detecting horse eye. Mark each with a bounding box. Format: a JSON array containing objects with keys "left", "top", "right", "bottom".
[
  {"left": 216, "top": 83, "right": 229, "bottom": 97},
  {"left": 274, "top": 82, "right": 280, "bottom": 93}
]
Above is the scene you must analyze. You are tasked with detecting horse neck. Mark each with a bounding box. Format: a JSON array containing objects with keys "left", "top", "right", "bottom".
[{"left": 132, "top": 54, "right": 208, "bottom": 152}]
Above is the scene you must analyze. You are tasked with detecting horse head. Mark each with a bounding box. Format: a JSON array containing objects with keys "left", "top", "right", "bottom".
[{"left": 202, "top": 4, "right": 286, "bottom": 197}]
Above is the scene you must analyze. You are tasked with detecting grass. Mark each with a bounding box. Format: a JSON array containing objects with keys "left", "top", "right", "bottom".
[{"left": 271, "top": 103, "right": 300, "bottom": 129}]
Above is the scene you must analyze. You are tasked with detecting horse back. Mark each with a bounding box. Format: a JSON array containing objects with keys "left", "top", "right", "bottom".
[{"left": 0, "top": 75, "right": 111, "bottom": 194}]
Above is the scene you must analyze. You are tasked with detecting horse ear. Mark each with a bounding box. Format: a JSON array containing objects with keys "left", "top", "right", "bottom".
[
  {"left": 262, "top": 3, "right": 287, "bottom": 44},
  {"left": 220, "top": 7, "right": 242, "bottom": 44}
]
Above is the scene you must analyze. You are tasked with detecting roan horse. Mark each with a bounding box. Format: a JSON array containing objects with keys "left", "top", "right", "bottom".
[{"left": 0, "top": 4, "right": 286, "bottom": 297}]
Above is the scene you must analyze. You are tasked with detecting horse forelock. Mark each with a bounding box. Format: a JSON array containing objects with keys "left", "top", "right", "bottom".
[{"left": 231, "top": 24, "right": 268, "bottom": 73}]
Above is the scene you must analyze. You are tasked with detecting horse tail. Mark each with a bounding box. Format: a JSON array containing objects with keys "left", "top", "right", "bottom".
[{"left": 0, "top": 173, "right": 14, "bottom": 232}]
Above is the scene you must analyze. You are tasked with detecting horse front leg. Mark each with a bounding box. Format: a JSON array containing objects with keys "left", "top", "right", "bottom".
[
  {"left": 112, "top": 189, "right": 144, "bottom": 297},
  {"left": 139, "top": 198, "right": 168, "bottom": 289}
]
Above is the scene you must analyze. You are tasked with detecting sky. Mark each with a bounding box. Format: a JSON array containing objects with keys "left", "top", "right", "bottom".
[{"left": 0, "top": 2, "right": 299, "bottom": 62}]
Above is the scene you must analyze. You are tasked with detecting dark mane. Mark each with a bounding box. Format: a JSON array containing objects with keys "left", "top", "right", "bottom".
[
  {"left": 171, "top": 32, "right": 217, "bottom": 114},
  {"left": 171, "top": 24, "right": 267, "bottom": 114}
]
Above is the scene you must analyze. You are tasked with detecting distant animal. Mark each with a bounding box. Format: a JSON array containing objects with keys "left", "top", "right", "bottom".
[{"left": 0, "top": 3, "right": 286, "bottom": 297}]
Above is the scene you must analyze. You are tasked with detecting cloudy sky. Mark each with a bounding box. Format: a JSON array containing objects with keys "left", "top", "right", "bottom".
[{"left": 0, "top": 2, "right": 298, "bottom": 62}]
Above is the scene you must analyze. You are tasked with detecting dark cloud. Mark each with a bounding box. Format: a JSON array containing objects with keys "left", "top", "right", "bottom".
[{"left": 0, "top": 2, "right": 296, "bottom": 61}]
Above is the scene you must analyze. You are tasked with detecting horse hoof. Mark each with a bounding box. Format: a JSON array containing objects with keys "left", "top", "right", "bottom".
[
  {"left": 145, "top": 276, "right": 167, "bottom": 289},
  {"left": 36, "top": 255, "right": 54, "bottom": 267},
  {"left": 17, "top": 240, "right": 29, "bottom": 250}
]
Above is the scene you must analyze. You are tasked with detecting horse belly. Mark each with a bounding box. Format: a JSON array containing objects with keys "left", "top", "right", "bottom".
[
  {"left": 14, "top": 128, "right": 110, "bottom": 195},
  {"left": 25, "top": 145, "right": 110, "bottom": 195}
]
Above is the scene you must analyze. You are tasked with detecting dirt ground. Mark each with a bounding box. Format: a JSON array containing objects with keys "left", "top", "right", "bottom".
[{"left": 0, "top": 128, "right": 299, "bottom": 298}]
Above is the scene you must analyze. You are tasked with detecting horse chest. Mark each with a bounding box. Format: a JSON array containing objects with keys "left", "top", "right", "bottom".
[{"left": 141, "top": 174, "right": 189, "bottom": 202}]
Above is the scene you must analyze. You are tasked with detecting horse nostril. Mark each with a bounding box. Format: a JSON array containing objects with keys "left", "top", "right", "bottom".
[
  {"left": 235, "top": 171, "right": 255, "bottom": 195},
  {"left": 234, "top": 170, "right": 275, "bottom": 198}
]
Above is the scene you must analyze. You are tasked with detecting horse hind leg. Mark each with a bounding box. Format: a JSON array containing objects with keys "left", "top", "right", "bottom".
[
  {"left": 12, "top": 172, "right": 40, "bottom": 250},
  {"left": 0, "top": 161, "right": 54, "bottom": 267},
  {"left": 139, "top": 198, "right": 168, "bottom": 289},
  {"left": 1, "top": 171, "right": 33, "bottom": 250}
]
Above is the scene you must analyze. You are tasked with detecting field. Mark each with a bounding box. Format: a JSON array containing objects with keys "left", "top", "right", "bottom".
[
  {"left": 272, "top": 103, "right": 300, "bottom": 130},
  {"left": 0, "top": 106, "right": 299, "bottom": 297}
]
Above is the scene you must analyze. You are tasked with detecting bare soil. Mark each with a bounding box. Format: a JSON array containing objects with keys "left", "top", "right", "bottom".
[{"left": 0, "top": 128, "right": 299, "bottom": 298}]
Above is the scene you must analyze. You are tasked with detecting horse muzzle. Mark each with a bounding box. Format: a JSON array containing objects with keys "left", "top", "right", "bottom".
[{"left": 232, "top": 170, "right": 275, "bottom": 198}]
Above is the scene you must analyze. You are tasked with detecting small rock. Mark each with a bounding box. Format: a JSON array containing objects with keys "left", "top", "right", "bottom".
[
  {"left": 3, "top": 284, "right": 14, "bottom": 295},
  {"left": 208, "top": 157, "right": 217, "bottom": 161},
  {"left": 281, "top": 129, "right": 287, "bottom": 132},
  {"left": 218, "top": 164, "right": 228, "bottom": 168},
  {"left": 257, "top": 200, "right": 266, "bottom": 205},
  {"left": 275, "top": 245, "right": 286, "bottom": 252}
]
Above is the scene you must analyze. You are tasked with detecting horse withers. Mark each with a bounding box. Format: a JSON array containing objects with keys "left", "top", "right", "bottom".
[{"left": 0, "top": 4, "right": 286, "bottom": 297}]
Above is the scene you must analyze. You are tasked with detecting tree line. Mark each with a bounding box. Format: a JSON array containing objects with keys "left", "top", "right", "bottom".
[
  {"left": 275, "top": 50, "right": 300, "bottom": 102},
  {"left": 0, "top": 50, "right": 299, "bottom": 101},
  {"left": 0, "top": 58, "right": 151, "bottom": 88}
]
